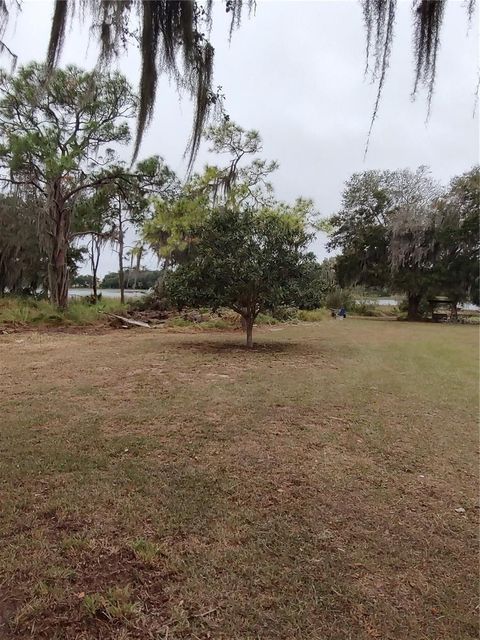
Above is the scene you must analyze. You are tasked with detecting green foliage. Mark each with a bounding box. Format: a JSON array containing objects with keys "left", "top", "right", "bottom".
[
  {"left": 293, "top": 256, "right": 337, "bottom": 309},
  {"left": 129, "top": 538, "right": 160, "bottom": 565},
  {"left": 71, "top": 275, "right": 94, "bottom": 288},
  {"left": 352, "top": 302, "right": 377, "bottom": 316},
  {"left": 0, "top": 63, "right": 135, "bottom": 183},
  {"left": 165, "top": 315, "right": 232, "bottom": 330},
  {"left": 351, "top": 302, "right": 400, "bottom": 317},
  {"left": 144, "top": 193, "right": 208, "bottom": 265},
  {"left": 433, "top": 167, "right": 480, "bottom": 305},
  {"left": 200, "top": 318, "right": 232, "bottom": 329},
  {"left": 255, "top": 313, "right": 281, "bottom": 325},
  {"left": 167, "top": 317, "right": 194, "bottom": 328},
  {"left": 328, "top": 170, "right": 394, "bottom": 290},
  {"left": 202, "top": 121, "right": 279, "bottom": 207},
  {"left": 144, "top": 121, "right": 282, "bottom": 267},
  {"left": 271, "top": 306, "right": 299, "bottom": 321}
]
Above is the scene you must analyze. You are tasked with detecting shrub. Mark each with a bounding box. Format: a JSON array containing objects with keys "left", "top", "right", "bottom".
[
  {"left": 128, "top": 292, "right": 169, "bottom": 312},
  {"left": 325, "top": 288, "right": 356, "bottom": 311},
  {"left": 352, "top": 302, "right": 377, "bottom": 316},
  {"left": 0, "top": 295, "right": 126, "bottom": 327},
  {"left": 297, "top": 308, "right": 329, "bottom": 322},
  {"left": 271, "top": 306, "right": 298, "bottom": 321}
]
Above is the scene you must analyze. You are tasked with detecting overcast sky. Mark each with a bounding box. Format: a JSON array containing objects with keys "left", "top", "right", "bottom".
[{"left": 4, "top": 0, "right": 479, "bottom": 277}]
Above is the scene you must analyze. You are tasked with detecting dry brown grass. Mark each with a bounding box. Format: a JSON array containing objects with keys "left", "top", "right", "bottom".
[{"left": 0, "top": 319, "right": 478, "bottom": 639}]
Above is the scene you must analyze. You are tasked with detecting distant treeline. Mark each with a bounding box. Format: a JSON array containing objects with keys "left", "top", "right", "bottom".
[{"left": 72, "top": 270, "right": 161, "bottom": 290}]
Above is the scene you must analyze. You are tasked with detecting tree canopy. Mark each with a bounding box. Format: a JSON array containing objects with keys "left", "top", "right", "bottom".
[
  {"left": 166, "top": 206, "right": 314, "bottom": 347},
  {"left": 328, "top": 166, "right": 480, "bottom": 318}
]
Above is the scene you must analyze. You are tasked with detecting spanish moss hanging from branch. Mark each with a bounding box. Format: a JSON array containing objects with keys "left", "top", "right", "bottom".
[
  {"left": 412, "top": 0, "right": 446, "bottom": 115},
  {"left": 362, "top": 0, "right": 475, "bottom": 156},
  {"left": 0, "top": 0, "right": 18, "bottom": 68},
  {"left": 42, "top": 0, "right": 252, "bottom": 166},
  {"left": 362, "top": 0, "right": 397, "bottom": 157}
]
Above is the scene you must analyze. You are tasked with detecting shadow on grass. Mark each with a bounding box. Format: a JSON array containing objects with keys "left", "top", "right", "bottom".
[
  {"left": 177, "top": 339, "right": 352, "bottom": 362},
  {"left": 181, "top": 338, "right": 300, "bottom": 355}
]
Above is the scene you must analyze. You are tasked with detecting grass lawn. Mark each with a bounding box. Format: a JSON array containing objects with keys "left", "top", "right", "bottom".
[{"left": 0, "top": 319, "right": 478, "bottom": 639}]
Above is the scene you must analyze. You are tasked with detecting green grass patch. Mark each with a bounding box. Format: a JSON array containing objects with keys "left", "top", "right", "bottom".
[
  {"left": 83, "top": 586, "right": 141, "bottom": 621},
  {"left": 129, "top": 538, "right": 161, "bottom": 565},
  {"left": 0, "top": 296, "right": 126, "bottom": 327}
]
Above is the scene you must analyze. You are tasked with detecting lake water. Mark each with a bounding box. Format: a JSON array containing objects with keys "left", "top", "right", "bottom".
[
  {"left": 69, "top": 288, "right": 147, "bottom": 299},
  {"left": 68, "top": 290, "right": 479, "bottom": 311},
  {"left": 362, "top": 298, "right": 400, "bottom": 306},
  {"left": 362, "top": 298, "right": 478, "bottom": 310}
]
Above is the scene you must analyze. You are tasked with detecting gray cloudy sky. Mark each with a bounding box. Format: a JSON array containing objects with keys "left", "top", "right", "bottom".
[{"left": 5, "top": 0, "right": 479, "bottom": 276}]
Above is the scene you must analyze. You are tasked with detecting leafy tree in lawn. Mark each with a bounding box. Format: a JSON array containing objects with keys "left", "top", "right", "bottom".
[
  {"left": 386, "top": 167, "right": 443, "bottom": 318},
  {"left": 166, "top": 206, "right": 313, "bottom": 347},
  {"left": 329, "top": 170, "right": 392, "bottom": 290},
  {"left": 0, "top": 63, "right": 136, "bottom": 308},
  {"left": 0, "top": 1, "right": 473, "bottom": 162}
]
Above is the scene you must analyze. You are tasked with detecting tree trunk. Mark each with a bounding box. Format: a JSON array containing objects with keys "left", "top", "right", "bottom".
[
  {"left": 450, "top": 302, "right": 458, "bottom": 321},
  {"left": 117, "top": 205, "right": 125, "bottom": 305},
  {"left": 47, "top": 184, "right": 70, "bottom": 310},
  {"left": 88, "top": 235, "right": 102, "bottom": 303},
  {"left": 406, "top": 292, "right": 422, "bottom": 321},
  {"left": 133, "top": 246, "right": 143, "bottom": 290},
  {"left": 92, "top": 270, "right": 98, "bottom": 300},
  {"left": 245, "top": 315, "right": 254, "bottom": 348},
  {"left": 91, "top": 236, "right": 101, "bottom": 302}
]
